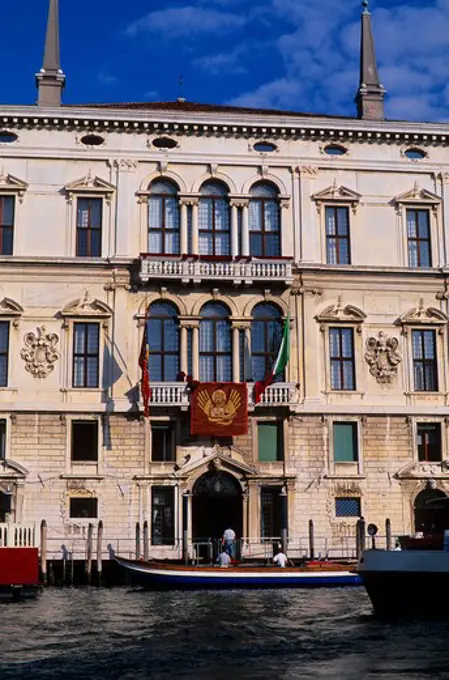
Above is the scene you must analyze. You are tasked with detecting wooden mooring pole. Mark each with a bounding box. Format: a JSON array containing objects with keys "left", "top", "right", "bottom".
[
  {"left": 385, "top": 518, "right": 392, "bottom": 551},
  {"left": 86, "top": 523, "right": 93, "bottom": 584},
  {"left": 143, "top": 520, "right": 149, "bottom": 561},
  {"left": 308, "top": 519, "right": 315, "bottom": 560},
  {"left": 356, "top": 516, "right": 366, "bottom": 560},
  {"left": 135, "top": 522, "right": 141, "bottom": 560},
  {"left": 97, "top": 521, "right": 103, "bottom": 585},
  {"left": 40, "top": 519, "right": 47, "bottom": 585}
]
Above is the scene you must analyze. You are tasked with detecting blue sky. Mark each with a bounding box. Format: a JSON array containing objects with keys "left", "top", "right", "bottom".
[{"left": 1, "top": 0, "right": 448, "bottom": 121}]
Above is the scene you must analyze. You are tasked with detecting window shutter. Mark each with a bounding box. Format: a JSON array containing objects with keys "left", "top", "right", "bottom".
[
  {"left": 258, "top": 423, "right": 281, "bottom": 461},
  {"left": 333, "top": 423, "right": 358, "bottom": 462}
]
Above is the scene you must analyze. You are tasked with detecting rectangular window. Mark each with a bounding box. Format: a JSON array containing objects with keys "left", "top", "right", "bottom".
[
  {"left": 0, "top": 419, "right": 6, "bottom": 460},
  {"left": 151, "top": 424, "right": 175, "bottom": 462},
  {"left": 258, "top": 422, "right": 284, "bottom": 462},
  {"left": 0, "top": 196, "right": 14, "bottom": 255},
  {"left": 412, "top": 330, "right": 438, "bottom": 392},
  {"left": 71, "top": 421, "right": 98, "bottom": 462},
  {"left": 407, "top": 209, "right": 431, "bottom": 267},
  {"left": 333, "top": 422, "right": 358, "bottom": 462},
  {"left": 325, "top": 206, "right": 350, "bottom": 265},
  {"left": 335, "top": 497, "right": 361, "bottom": 517},
  {"left": 69, "top": 497, "right": 98, "bottom": 519},
  {"left": 151, "top": 486, "right": 175, "bottom": 545},
  {"left": 73, "top": 323, "right": 100, "bottom": 388},
  {"left": 261, "top": 486, "right": 283, "bottom": 539},
  {"left": 330, "top": 327, "right": 355, "bottom": 391},
  {"left": 76, "top": 197, "right": 102, "bottom": 257},
  {"left": 0, "top": 322, "right": 9, "bottom": 387},
  {"left": 417, "top": 423, "right": 442, "bottom": 462}
]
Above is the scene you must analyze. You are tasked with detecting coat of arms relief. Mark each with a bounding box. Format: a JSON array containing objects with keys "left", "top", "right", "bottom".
[
  {"left": 364, "top": 331, "right": 402, "bottom": 384},
  {"left": 20, "top": 326, "right": 60, "bottom": 378}
]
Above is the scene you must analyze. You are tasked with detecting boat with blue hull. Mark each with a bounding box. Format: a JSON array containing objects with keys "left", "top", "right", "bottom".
[{"left": 115, "top": 557, "right": 361, "bottom": 589}]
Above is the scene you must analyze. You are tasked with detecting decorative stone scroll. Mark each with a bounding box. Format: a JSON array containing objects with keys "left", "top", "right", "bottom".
[
  {"left": 364, "top": 331, "right": 401, "bottom": 384},
  {"left": 20, "top": 326, "right": 60, "bottom": 378}
]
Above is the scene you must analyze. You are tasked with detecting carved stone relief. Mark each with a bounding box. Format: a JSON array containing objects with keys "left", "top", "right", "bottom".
[
  {"left": 20, "top": 326, "right": 60, "bottom": 378},
  {"left": 364, "top": 331, "right": 401, "bottom": 384}
]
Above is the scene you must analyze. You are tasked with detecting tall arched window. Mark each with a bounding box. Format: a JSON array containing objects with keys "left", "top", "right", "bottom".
[
  {"left": 198, "top": 181, "right": 231, "bottom": 257},
  {"left": 251, "top": 303, "right": 283, "bottom": 382},
  {"left": 148, "top": 180, "right": 180, "bottom": 255},
  {"left": 249, "top": 182, "right": 281, "bottom": 257},
  {"left": 148, "top": 301, "right": 180, "bottom": 382},
  {"left": 199, "top": 302, "right": 232, "bottom": 382}
]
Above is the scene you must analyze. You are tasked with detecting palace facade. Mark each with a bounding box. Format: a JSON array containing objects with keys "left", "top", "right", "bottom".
[{"left": 1, "top": 0, "right": 449, "bottom": 556}]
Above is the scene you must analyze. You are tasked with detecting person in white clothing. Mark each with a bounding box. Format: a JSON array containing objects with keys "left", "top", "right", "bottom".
[
  {"left": 273, "top": 549, "right": 288, "bottom": 568},
  {"left": 222, "top": 527, "right": 236, "bottom": 558},
  {"left": 217, "top": 550, "right": 232, "bottom": 568}
]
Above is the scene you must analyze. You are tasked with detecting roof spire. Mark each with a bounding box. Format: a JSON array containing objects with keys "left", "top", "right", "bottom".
[
  {"left": 36, "top": 0, "right": 66, "bottom": 106},
  {"left": 356, "top": 0, "right": 385, "bottom": 120}
]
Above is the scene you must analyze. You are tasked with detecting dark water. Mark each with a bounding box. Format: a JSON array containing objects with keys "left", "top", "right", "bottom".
[{"left": 1, "top": 587, "right": 449, "bottom": 679}]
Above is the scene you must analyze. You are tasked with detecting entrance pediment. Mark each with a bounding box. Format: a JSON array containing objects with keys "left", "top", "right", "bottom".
[
  {"left": 395, "top": 460, "right": 449, "bottom": 480},
  {"left": 175, "top": 446, "right": 257, "bottom": 479}
]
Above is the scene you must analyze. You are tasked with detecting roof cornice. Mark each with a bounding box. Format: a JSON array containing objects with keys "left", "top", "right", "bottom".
[{"left": 1, "top": 105, "right": 449, "bottom": 145}]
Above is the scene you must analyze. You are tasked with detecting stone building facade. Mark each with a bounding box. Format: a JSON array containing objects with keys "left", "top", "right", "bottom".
[{"left": 1, "top": 0, "right": 449, "bottom": 557}]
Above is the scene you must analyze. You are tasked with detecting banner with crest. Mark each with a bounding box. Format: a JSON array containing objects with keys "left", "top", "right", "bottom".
[{"left": 190, "top": 383, "right": 248, "bottom": 436}]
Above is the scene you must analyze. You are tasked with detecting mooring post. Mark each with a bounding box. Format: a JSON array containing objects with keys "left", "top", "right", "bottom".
[
  {"left": 135, "top": 522, "right": 141, "bottom": 560},
  {"left": 308, "top": 519, "right": 315, "bottom": 560},
  {"left": 86, "top": 523, "right": 93, "bottom": 585},
  {"left": 40, "top": 519, "right": 47, "bottom": 585},
  {"left": 143, "top": 520, "right": 149, "bottom": 561},
  {"left": 279, "top": 487, "right": 288, "bottom": 556},
  {"left": 182, "top": 492, "right": 190, "bottom": 565},
  {"left": 96, "top": 521, "right": 103, "bottom": 585},
  {"left": 356, "top": 519, "right": 361, "bottom": 559},
  {"left": 360, "top": 516, "right": 366, "bottom": 553},
  {"left": 385, "top": 518, "right": 392, "bottom": 551}
]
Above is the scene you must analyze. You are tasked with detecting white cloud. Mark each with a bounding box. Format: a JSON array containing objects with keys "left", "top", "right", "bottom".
[
  {"left": 193, "top": 45, "right": 249, "bottom": 75},
  {"left": 126, "top": 6, "right": 246, "bottom": 38}
]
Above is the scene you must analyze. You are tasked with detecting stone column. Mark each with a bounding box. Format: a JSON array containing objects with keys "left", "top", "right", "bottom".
[
  {"left": 439, "top": 173, "right": 449, "bottom": 266},
  {"left": 298, "top": 166, "right": 319, "bottom": 263},
  {"left": 232, "top": 324, "right": 241, "bottom": 382},
  {"left": 191, "top": 199, "right": 199, "bottom": 256},
  {"left": 180, "top": 200, "right": 189, "bottom": 255},
  {"left": 180, "top": 324, "right": 188, "bottom": 375},
  {"left": 191, "top": 322, "right": 200, "bottom": 380},
  {"left": 241, "top": 201, "right": 250, "bottom": 257},
  {"left": 291, "top": 166, "right": 301, "bottom": 261},
  {"left": 230, "top": 201, "right": 239, "bottom": 258}
]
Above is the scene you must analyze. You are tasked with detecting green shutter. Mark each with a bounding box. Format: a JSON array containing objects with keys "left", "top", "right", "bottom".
[
  {"left": 333, "top": 423, "right": 358, "bottom": 462},
  {"left": 258, "top": 423, "right": 283, "bottom": 461}
]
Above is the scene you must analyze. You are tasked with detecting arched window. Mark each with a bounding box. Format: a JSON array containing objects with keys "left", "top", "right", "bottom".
[
  {"left": 249, "top": 182, "right": 281, "bottom": 257},
  {"left": 148, "top": 180, "right": 180, "bottom": 255},
  {"left": 251, "top": 303, "right": 283, "bottom": 382},
  {"left": 198, "top": 181, "right": 231, "bottom": 257},
  {"left": 199, "top": 302, "right": 232, "bottom": 382},
  {"left": 148, "top": 302, "right": 180, "bottom": 382}
]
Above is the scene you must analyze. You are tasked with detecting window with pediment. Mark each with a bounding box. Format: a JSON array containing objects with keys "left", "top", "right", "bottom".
[
  {"left": 73, "top": 322, "right": 100, "bottom": 388},
  {"left": 76, "top": 198, "right": 102, "bottom": 257},
  {"left": 148, "top": 179, "right": 180, "bottom": 255},
  {"left": 199, "top": 302, "right": 232, "bottom": 381},
  {"left": 249, "top": 182, "right": 281, "bottom": 257},
  {"left": 394, "top": 184, "right": 441, "bottom": 269},
  {"left": 325, "top": 206, "right": 350, "bottom": 264},
  {"left": 198, "top": 181, "right": 231, "bottom": 257},
  {"left": 147, "top": 301, "right": 180, "bottom": 382}
]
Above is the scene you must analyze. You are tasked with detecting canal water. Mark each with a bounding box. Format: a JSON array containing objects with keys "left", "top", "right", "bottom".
[{"left": 1, "top": 587, "right": 449, "bottom": 679}]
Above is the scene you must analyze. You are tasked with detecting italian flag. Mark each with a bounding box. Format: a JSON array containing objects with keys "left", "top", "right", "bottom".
[{"left": 254, "top": 312, "right": 290, "bottom": 404}]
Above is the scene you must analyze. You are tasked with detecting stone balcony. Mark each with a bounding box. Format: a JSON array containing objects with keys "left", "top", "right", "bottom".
[
  {"left": 139, "top": 256, "right": 294, "bottom": 285},
  {"left": 149, "top": 382, "right": 298, "bottom": 409}
]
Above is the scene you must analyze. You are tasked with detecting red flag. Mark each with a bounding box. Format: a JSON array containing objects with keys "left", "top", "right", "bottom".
[{"left": 138, "top": 319, "right": 151, "bottom": 417}]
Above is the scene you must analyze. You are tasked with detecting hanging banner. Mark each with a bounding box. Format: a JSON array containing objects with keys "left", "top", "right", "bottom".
[{"left": 190, "top": 383, "right": 248, "bottom": 436}]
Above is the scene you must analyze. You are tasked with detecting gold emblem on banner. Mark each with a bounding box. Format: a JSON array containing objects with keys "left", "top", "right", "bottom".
[{"left": 197, "top": 388, "right": 242, "bottom": 426}]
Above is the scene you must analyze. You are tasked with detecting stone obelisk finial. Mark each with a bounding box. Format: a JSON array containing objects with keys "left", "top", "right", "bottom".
[
  {"left": 36, "top": 0, "right": 66, "bottom": 106},
  {"left": 356, "top": 0, "right": 386, "bottom": 120}
]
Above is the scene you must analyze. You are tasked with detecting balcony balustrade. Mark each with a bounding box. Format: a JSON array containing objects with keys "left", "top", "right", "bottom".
[
  {"left": 139, "top": 257, "right": 293, "bottom": 285},
  {"left": 149, "top": 382, "right": 297, "bottom": 408}
]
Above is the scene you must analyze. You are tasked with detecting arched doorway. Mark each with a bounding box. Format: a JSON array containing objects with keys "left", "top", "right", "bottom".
[
  {"left": 414, "top": 488, "right": 449, "bottom": 534},
  {"left": 192, "top": 471, "right": 243, "bottom": 542}
]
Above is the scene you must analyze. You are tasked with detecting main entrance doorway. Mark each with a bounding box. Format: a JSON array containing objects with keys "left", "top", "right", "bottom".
[
  {"left": 414, "top": 488, "right": 449, "bottom": 534},
  {"left": 192, "top": 471, "right": 243, "bottom": 542}
]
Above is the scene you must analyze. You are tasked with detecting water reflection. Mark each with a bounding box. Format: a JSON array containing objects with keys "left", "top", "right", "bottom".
[{"left": 1, "top": 588, "right": 449, "bottom": 679}]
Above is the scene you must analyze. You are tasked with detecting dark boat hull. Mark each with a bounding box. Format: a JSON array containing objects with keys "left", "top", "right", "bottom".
[{"left": 116, "top": 557, "right": 361, "bottom": 590}]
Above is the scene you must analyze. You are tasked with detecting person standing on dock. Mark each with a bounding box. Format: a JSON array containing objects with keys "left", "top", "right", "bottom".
[
  {"left": 222, "top": 527, "right": 236, "bottom": 558},
  {"left": 273, "top": 548, "right": 289, "bottom": 568}
]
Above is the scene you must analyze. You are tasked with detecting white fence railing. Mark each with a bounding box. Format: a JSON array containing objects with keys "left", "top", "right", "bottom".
[
  {"left": 149, "top": 382, "right": 297, "bottom": 407},
  {"left": 0, "top": 522, "right": 37, "bottom": 548},
  {"left": 140, "top": 258, "right": 293, "bottom": 284}
]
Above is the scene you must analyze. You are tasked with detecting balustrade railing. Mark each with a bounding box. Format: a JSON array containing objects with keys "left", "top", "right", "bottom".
[
  {"left": 140, "top": 257, "right": 293, "bottom": 284},
  {"left": 148, "top": 382, "right": 296, "bottom": 407},
  {"left": 0, "top": 522, "right": 37, "bottom": 548}
]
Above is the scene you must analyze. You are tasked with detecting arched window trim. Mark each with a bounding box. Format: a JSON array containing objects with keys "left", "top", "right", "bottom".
[
  {"left": 198, "top": 181, "right": 231, "bottom": 258},
  {"left": 199, "top": 301, "right": 232, "bottom": 382},
  {"left": 248, "top": 181, "right": 281, "bottom": 258},
  {"left": 147, "top": 301, "right": 180, "bottom": 382},
  {"left": 147, "top": 178, "right": 181, "bottom": 256}
]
